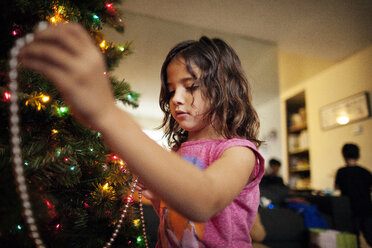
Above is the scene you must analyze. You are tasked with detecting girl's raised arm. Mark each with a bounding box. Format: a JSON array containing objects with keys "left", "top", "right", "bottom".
[{"left": 19, "top": 23, "right": 256, "bottom": 222}]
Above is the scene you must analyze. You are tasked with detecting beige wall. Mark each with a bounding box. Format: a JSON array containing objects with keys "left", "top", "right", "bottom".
[
  {"left": 256, "top": 96, "right": 283, "bottom": 170},
  {"left": 279, "top": 51, "right": 335, "bottom": 93},
  {"left": 280, "top": 45, "right": 372, "bottom": 190}
]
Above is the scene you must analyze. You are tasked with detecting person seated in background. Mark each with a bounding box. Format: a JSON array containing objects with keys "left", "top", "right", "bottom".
[
  {"left": 260, "top": 158, "right": 284, "bottom": 186},
  {"left": 259, "top": 158, "right": 289, "bottom": 207}
]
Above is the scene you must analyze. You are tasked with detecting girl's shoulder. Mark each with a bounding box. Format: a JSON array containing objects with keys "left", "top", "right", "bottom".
[
  {"left": 180, "top": 138, "right": 260, "bottom": 159},
  {"left": 180, "top": 137, "right": 256, "bottom": 147}
]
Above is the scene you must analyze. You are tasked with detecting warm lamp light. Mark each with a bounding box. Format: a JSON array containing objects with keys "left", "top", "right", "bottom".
[{"left": 336, "top": 115, "right": 349, "bottom": 125}]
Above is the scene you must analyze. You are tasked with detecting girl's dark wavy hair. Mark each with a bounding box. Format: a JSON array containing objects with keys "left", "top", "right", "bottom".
[{"left": 159, "top": 36, "right": 261, "bottom": 150}]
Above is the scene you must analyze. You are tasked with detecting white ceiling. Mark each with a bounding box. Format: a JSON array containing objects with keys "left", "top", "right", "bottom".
[{"left": 121, "top": 0, "right": 372, "bottom": 61}]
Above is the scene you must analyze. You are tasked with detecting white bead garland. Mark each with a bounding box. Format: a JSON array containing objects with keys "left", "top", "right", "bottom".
[
  {"left": 138, "top": 191, "right": 149, "bottom": 247},
  {"left": 8, "top": 22, "right": 149, "bottom": 248},
  {"left": 9, "top": 21, "right": 48, "bottom": 248},
  {"left": 103, "top": 178, "right": 149, "bottom": 248}
]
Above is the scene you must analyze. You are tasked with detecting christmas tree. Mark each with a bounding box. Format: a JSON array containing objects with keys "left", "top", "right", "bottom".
[{"left": 0, "top": 0, "right": 146, "bottom": 247}]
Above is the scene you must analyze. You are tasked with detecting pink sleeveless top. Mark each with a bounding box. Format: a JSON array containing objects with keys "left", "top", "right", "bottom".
[{"left": 156, "top": 138, "right": 265, "bottom": 248}]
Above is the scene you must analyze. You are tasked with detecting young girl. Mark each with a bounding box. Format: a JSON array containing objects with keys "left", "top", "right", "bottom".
[{"left": 19, "top": 23, "right": 265, "bottom": 247}]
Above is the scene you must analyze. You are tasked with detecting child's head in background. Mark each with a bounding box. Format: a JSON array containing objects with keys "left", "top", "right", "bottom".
[
  {"left": 159, "top": 36, "right": 261, "bottom": 150},
  {"left": 342, "top": 143, "right": 359, "bottom": 165}
]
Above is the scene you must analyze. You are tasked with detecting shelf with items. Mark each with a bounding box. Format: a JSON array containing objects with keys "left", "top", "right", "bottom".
[
  {"left": 285, "top": 91, "right": 311, "bottom": 190},
  {"left": 289, "top": 148, "right": 309, "bottom": 156},
  {"left": 289, "top": 154, "right": 310, "bottom": 172},
  {"left": 288, "top": 122, "right": 307, "bottom": 133}
]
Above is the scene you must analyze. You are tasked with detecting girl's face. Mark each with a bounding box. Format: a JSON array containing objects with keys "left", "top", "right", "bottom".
[{"left": 166, "top": 57, "right": 217, "bottom": 140}]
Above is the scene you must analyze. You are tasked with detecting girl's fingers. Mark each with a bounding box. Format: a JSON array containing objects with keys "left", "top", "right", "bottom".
[
  {"left": 18, "top": 22, "right": 113, "bottom": 130},
  {"left": 135, "top": 181, "right": 146, "bottom": 190},
  {"left": 32, "top": 23, "right": 94, "bottom": 56},
  {"left": 20, "top": 41, "right": 75, "bottom": 74},
  {"left": 141, "top": 190, "right": 155, "bottom": 200},
  {"left": 135, "top": 180, "right": 156, "bottom": 200},
  {"left": 20, "top": 52, "right": 71, "bottom": 90}
]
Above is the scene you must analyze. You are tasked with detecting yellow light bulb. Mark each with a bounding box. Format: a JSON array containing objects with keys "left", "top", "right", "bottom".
[
  {"left": 57, "top": 6, "right": 64, "bottom": 14},
  {"left": 52, "top": 129, "right": 59, "bottom": 134},
  {"left": 42, "top": 95, "right": 50, "bottom": 102},
  {"left": 133, "top": 219, "right": 140, "bottom": 227},
  {"left": 100, "top": 40, "right": 106, "bottom": 48},
  {"left": 50, "top": 17, "right": 57, "bottom": 23},
  {"left": 103, "top": 183, "right": 109, "bottom": 190}
]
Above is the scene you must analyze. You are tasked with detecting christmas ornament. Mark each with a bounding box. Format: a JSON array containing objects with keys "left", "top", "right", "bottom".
[{"left": 8, "top": 22, "right": 148, "bottom": 248}]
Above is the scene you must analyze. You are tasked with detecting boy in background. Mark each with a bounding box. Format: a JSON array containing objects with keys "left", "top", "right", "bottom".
[{"left": 335, "top": 143, "right": 372, "bottom": 247}]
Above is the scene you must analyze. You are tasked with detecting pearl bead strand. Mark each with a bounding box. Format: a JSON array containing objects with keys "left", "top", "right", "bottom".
[{"left": 9, "top": 21, "right": 48, "bottom": 248}]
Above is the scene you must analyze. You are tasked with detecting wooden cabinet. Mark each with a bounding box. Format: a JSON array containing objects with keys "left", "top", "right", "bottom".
[{"left": 285, "top": 91, "right": 311, "bottom": 190}]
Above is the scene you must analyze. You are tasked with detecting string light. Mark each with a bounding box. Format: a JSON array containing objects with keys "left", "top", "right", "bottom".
[
  {"left": 3, "top": 91, "right": 11, "bottom": 101},
  {"left": 126, "top": 92, "right": 139, "bottom": 101},
  {"left": 57, "top": 6, "right": 65, "bottom": 14},
  {"left": 42, "top": 95, "right": 50, "bottom": 102},
  {"left": 56, "top": 148, "right": 62, "bottom": 156},
  {"left": 103, "top": 183, "right": 109, "bottom": 190},
  {"left": 47, "top": 5, "right": 68, "bottom": 24},
  {"left": 51, "top": 129, "right": 59, "bottom": 134},
  {"left": 25, "top": 92, "right": 50, "bottom": 111},
  {"left": 12, "top": 29, "right": 21, "bottom": 36},
  {"left": 56, "top": 106, "right": 69, "bottom": 117},
  {"left": 133, "top": 219, "right": 140, "bottom": 227},
  {"left": 45, "top": 200, "right": 52, "bottom": 209},
  {"left": 105, "top": 2, "right": 118, "bottom": 16},
  {"left": 100, "top": 40, "right": 107, "bottom": 50}
]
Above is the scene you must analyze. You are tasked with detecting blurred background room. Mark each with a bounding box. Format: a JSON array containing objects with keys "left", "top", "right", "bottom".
[{"left": 103, "top": 1, "right": 372, "bottom": 247}]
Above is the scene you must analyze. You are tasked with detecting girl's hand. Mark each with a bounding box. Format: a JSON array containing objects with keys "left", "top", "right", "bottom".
[
  {"left": 19, "top": 23, "right": 116, "bottom": 131},
  {"left": 136, "top": 180, "right": 157, "bottom": 201},
  {"left": 136, "top": 180, "right": 160, "bottom": 214}
]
